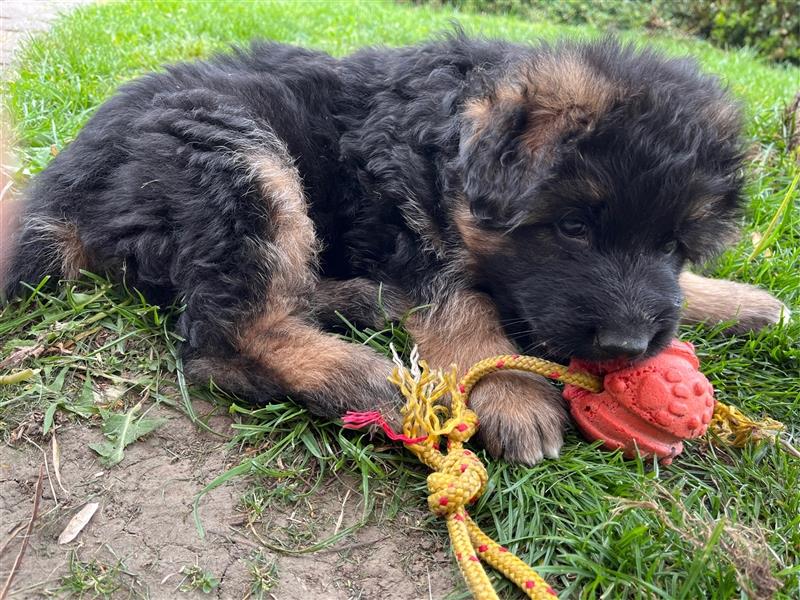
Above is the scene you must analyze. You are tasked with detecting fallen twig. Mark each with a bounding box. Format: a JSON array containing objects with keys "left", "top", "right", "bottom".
[
  {"left": 0, "top": 523, "right": 27, "bottom": 558},
  {"left": 51, "top": 433, "right": 68, "bottom": 495},
  {"left": 0, "top": 464, "right": 45, "bottom": 600},
  {"left": 0, "top": 345, "right": 44, "bottom": 370},
  {"left": 779, "top": 438, "right": 800, "bottom": 459}
]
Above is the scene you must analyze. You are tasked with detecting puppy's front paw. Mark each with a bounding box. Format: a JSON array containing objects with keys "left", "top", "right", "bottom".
[{"left": 469, "top": 371, "right": 567, "bottom": 465}]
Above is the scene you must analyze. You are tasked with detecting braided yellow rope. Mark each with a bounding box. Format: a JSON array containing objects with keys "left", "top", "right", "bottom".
[
  {"left": 345, "top": 348, "right": 788, "bottom": 600},
  {"left": 388, "top": 349, "right": 556, "bottom": 599}
]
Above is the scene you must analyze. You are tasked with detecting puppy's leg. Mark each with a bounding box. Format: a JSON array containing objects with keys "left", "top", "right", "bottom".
[
  {"left": 310, "top": 277, "right": 411, "bottom": 331},
  {"left": 184, "top": 324, "right": 400, "bottom": 420},
  {"left": 142, "top": 106, "right": 401, "bottom": 418},
  {"left": 680, "top": 271, "right": 791, "bottom": 334},
  {"left": 405, "top": 289, "right": 566, "bottom": 465},
  {"left": 186, "top": 197, "right": 399, "bottom": 420}
]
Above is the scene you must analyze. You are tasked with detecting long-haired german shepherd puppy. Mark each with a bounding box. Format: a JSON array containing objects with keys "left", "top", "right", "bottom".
[{"left": 3, "top": 35, "right": 789, "bottom": 464}]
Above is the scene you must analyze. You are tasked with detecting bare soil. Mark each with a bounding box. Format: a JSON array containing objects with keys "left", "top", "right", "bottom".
[{"left": 0, "top": 403, "right": 455, "bottom": 599}]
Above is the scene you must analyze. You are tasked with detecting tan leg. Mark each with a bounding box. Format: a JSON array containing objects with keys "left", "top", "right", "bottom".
[
  {"left": 680, "top": 271, "right": 791, "bottom": 334},
  {"left": 405, "top": 289, "right": 566, "bottom": 464},
  {"left": 184, "top": 140, "right": 399, "bottom": 420}
]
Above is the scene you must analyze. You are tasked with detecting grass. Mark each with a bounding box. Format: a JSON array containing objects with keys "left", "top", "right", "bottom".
[
  {"left": 1, "top": 0, "right": 799, "bottom": 598},
  {"left": 247, "top": 552, "right": 279, "bottom": 599}
]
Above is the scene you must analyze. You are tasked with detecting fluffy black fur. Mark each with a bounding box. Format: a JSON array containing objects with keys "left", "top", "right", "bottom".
[{"left": 5, "top": 35, "right": 748, "bottom": 462}]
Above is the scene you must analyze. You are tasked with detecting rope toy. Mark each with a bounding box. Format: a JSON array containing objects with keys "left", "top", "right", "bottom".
[
  {"left": 345, "top": 346, "right": 560, "bottom": 599},
  {"left": 342, "top": 340, "right": 789, "bottom": 600}
]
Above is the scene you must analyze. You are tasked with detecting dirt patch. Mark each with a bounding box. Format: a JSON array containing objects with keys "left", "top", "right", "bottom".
[{"left": 0, "top": 404, "right": 455, "bottom": 599}]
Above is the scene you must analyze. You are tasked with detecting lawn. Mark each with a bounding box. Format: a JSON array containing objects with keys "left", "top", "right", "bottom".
[{"left": 2, "top": 1, "right": 798, "bottom": 599}]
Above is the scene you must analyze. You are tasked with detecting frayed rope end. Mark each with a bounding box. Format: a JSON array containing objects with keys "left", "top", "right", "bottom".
[{"left": 342, "top": 411, "right": 427, "bottom": 444}]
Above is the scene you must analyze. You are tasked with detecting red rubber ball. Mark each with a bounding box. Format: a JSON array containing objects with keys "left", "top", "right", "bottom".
[{"left": 563, "top": 340, "right": 715, "bottom": 464}]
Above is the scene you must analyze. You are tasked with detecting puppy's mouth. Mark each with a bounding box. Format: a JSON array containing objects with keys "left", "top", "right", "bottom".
[{"left": 517, "top": 307, "right": 677, "bottom": 365}]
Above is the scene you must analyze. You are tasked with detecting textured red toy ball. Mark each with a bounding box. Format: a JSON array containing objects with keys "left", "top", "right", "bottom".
[{"left": 563, "top": 340, "right": 716, "bottom": 464}]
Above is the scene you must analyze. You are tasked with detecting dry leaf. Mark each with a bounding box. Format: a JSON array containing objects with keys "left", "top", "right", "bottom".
[
  {"left": 58, "top": 502, "right": 99, "bottom": 544},
  {"left": 92, "top": 384, "right": 127, "bottom": 407},
  {"left": 0, "top": 344, "right": 44, "bottom": 370}
]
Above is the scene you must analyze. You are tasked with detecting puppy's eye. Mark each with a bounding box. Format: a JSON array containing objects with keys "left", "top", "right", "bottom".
[
  {"left": 557, "top": 218, "right": 588, "bottom": 239},
  {"left": 661, "top": 240, "right": 679, "bottom": 254}
]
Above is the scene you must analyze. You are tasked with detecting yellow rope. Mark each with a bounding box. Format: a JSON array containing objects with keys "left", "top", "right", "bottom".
[
  {"left": 373, "top": 349, "right": 788, "bottom": 600},
  {"left": 389, "top": 351, "right": 556, "bottom": 600},
  {"left": 459, "top": 354, "right": 786, "bottom": 449}
]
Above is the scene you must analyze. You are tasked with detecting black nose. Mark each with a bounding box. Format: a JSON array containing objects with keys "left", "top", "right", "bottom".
[{"left": 594, "top": 328, "right": 650, "bottom": 359}]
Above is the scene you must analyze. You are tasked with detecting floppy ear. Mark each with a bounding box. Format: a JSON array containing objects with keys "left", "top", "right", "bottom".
[
  {"left": 458, "top": 51, "right": 618, "bottom": 228},
  {"left": 458, "top": 83, "right": 605, "bottom": 229},
  {"left": 458, "top": 87, "right": 548, "bottom": 229}
]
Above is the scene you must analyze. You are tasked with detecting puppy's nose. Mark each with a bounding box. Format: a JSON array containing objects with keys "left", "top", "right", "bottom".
[{"left": 594, "top": 328, "right": 650, "bottom": 359}]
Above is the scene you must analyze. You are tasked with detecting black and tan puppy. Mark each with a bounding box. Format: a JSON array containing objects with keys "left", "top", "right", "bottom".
[{"left": 4, "top": 35, "right": 789, "bottom": 464}]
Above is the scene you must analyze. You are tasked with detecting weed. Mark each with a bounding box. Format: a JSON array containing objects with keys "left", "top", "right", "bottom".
[
  {"left": 247, "top": 553, "right": 279, "bottom": 599},
  {"left": 56, "top": 551, "right": 124, "bottom": 599},
  {"left": 178, "top": 563, "right": 219, "bottom": 594}
]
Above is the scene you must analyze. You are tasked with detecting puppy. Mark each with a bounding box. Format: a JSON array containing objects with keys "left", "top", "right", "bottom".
[{"left": 4, "top": 35, "right": 789, "bottom": 464}]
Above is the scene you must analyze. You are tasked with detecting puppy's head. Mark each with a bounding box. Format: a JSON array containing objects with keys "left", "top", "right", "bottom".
[{"left": 455, "top": 39, "right": 744, "bottom": 362}]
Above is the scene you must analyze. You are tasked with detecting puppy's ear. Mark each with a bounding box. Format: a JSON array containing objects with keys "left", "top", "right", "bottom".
[
  {"left": 458, "top": 86, "right": 545, "bottom": 228},
  {"left": 458, "top": 59, "right": 615, "bottom": 228}
]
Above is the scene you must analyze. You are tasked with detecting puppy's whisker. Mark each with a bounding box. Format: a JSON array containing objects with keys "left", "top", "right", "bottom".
[{"left": 498, "top": 317, "right": 530, "bottom": 326}]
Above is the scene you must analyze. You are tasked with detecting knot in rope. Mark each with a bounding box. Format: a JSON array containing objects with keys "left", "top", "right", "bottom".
[
  {"left": 343, "top": 346, "right": 557, "bottom": 599},
  {"left": 427, "top": 448, "right": 487, "bottom": 516}
]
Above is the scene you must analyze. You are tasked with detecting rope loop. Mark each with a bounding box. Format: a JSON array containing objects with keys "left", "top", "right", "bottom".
[{"left": 445, "top": 410, "right": 480, "bottom": 443}]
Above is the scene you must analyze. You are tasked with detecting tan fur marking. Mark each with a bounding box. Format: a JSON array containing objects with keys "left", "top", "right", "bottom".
[
  {"left": 452, "top": 203, "right": 508, "bottom": 257},
  {"left": 240, "top": 312, "right": 388, "bottom": 393},
  {"left": 406, "top": 289, "right": 517, "bottom": 373},
  {"left": 521, "top": 54, "right": 615, "bottom": 154},
  {"left": 252, "top": 152, "right": 319, "bottom": 300},
  {"left": 680, "top": 271, "right": 791, "bottom": 332},
  {"left": 529, "top": 54, "right": 615, "bottom": 114},
  {"left": 239, "top": 152, "right": 394, "bottom": 400},
  {"left": 242, "top": 314, "right": 350, "bottom": 390},
  {"left": 462, "top": 97, "right": 492, "bottom": 143},
  {"left": 237, "top": 152, "right": 345, "bottom": 393},
  {"left": 461, "top": 83, "right": 526, "bottom": 148},
  {"left": 462, "top": 53, "right": 617, "bottom": 156},
  {"left": 57, "top": 222, "right": 88, "bottom": 279},
  {"left": 24, "top": 217, "right": 89, "bottom": 279}
]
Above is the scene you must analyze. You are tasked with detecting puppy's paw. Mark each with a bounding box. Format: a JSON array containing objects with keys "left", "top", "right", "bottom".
[
  {"left": 680, "top": 272, "right": 791, "bottom": 334},
  {"left": 469, "top": 371, "right": 567, "bottom": 465},
  {"left": 723, "top": 287, "right": 792, "bottom": 334}
]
